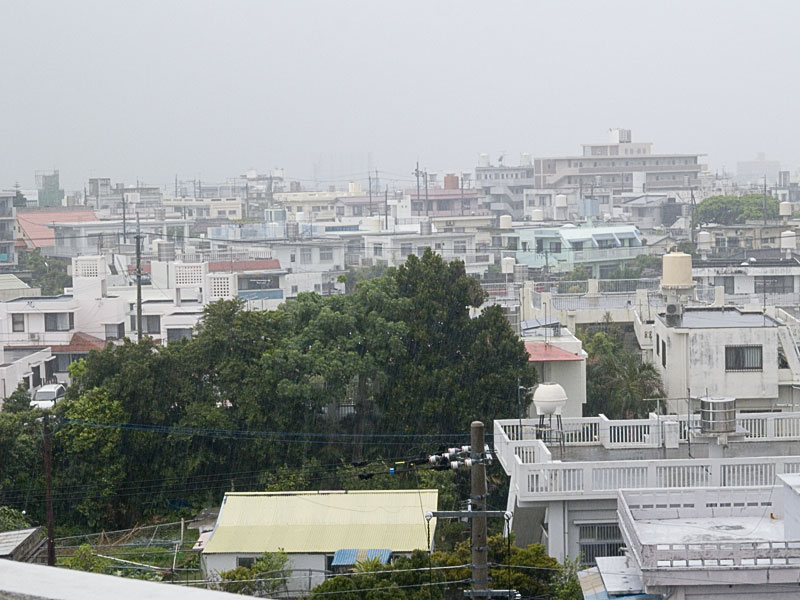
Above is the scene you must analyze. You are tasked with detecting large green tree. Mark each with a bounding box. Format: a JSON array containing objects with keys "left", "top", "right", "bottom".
[
  {"left": 693, "top": 194, "right": 779, "bottom": 226},
  {"left": 7, "top": 251, "right": 532, "bottom": 530}
]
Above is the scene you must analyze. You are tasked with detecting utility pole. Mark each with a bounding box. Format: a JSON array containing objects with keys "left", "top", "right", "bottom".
[
  {"left": 470, "top": 421, "right": 489, "bottom": 599},
  {"left": 424, "top": 170, "right": 429, "bottom": 216},
  {"left": 763, "top": 174, "right": 768, "bottom": 226},
  {"left": 122, "top": 194, "right": 127, "bottom": 244},
  {"left": 414, "top": 162, "right": 421, "bottom": 215},
  {"left": 384, "top": 186, "right": 389, "bottom": 230},
  {"left": 461, "top": 174, "right": 465, "bottom": 216},
  {"left": 43, "top": 412, "right": 55, "bottom": 566},
  {"left": 135, "top": 214, "right": 143, "bottom": 341},
  {"left": 368, "top": 172, "right": 373, "bottom": 217},
  {"left": 426, "top": 423, "right": 517, "bottom": 600}
]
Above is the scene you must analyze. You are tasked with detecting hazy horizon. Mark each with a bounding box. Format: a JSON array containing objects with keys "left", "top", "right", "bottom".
[{"left": 2, "top": 0, "right": 798, "bottom": 191}]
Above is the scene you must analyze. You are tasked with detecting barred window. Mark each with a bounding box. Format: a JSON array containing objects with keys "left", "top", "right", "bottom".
[
  {"left": 725, "top": 345, "right": 762, "bottom": 372},
  {"left": 578, "top": 523, "right": 624, "bottom": 566}
]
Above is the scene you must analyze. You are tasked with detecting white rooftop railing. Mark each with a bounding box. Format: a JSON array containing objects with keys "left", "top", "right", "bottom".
[
  {"left": 619, "top": 487, "right": 800, "bottom": 569},
  {"left": 495, "top": 412, "right": 800, "bottom": 501}
]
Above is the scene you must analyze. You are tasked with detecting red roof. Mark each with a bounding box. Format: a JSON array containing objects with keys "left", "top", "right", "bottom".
[
  {"left": 525, "top": 341, "right": 584, "bottom": 362},
  {"left": 208, "top": 259, "right": 281, "bottom": 272},
  {"left": 48, "top": 332, "right": 107, "bottom": 353},
  {"left": 17, "top": 209, "right": 99, "bottom": 247},
  {"left": 6, "top": 332, "right": 107, "bottom": 353}
]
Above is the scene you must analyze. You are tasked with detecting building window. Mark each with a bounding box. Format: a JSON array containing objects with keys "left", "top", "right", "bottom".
[
  {"left": 104, "top": 322, "right": 125, "bottom": 341},
  {"left": 373, "top": 244, "right": 383, "bottom": 257},
  {"left": 45, "top": 312, "right": 73, "bottom": 332},
  {"left": 319, "top": 246, "right": 333, "bottom": 262},
  {"left": 300, "top": 247, "right": 312, "bottom": 264},
  {"left": 725, "top": 345, "right": 763, "bottom": 372},
  {"left": 237, "top": 557, "right": 256, "bottom": 568},
  {"left": 291, "top": 285, "right": 298, "bottom": 294},
  {"left": 400, "top": 243, "right": 412, "bottom": 257},
  {"left": 167, "top": 328, "right": 192, "bottom": 342},
  {"left": 755, "top": 275, "right": 793, "bottom": 295},
  {"left": 578, "top": 523, "right": 625, "bottom": 567},
  {"left": 661, "top": 340, "right": 666, "bottom": 367},
  {"left": 454, "top": 240, "right": 467, "bottom": 254},
  {"left": 143, "top": 315, "right": 161, "bottom": 335},
  {"left": 655, "top": 334, "right": 660, "bottom": 355},
  {"left": 11, "top": 313, "right": 24, "bottom": 332},
  {"left": 713, "top": 276, "right": 734, "bottom": 295}
]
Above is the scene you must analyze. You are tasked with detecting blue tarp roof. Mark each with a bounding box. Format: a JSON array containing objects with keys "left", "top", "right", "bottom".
[{"left": 331, "top": 549, "right": 392, "bottom": 566}]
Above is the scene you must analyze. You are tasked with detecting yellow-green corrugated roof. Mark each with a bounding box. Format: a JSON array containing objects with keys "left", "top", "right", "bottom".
[{"left": 203, "top": 489, "right": 437, "bottom": 554}]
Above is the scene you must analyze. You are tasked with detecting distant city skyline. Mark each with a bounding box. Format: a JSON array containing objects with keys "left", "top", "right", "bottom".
[{"left": 2, "top": 0, "right": 798, "bottom": 190}]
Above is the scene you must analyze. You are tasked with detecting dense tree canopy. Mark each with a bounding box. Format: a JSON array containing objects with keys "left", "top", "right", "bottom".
[
  {"left": 0, "top": 251, "right": 534, "bottom": 532},
  {"left": 693, "top": 194, "right": 779, "bottom": 226}
]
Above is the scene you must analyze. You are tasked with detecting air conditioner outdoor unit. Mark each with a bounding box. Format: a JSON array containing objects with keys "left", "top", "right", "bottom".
[{"left": 665, "top": 302, "right": 683, "bottom": 327}]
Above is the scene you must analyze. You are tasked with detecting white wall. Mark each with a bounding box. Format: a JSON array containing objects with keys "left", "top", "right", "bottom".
[{"left": 655, "top": 318, "right": 779, "bottom": 402}]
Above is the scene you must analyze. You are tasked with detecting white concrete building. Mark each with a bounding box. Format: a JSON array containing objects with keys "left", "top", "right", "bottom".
[
  {"left": 494, "top": 409, "right": 800, "bottom": 566},
  {"left": 361, "top": 231, "right": 493, "bottom": 275},
  {"left": 652, "top": 307, "right": 800, "bottom": 412},
  {"left": 586, "top": 477, "right": 800, "bottom": 599},
  {"left": 162, "top": 196, "right": 243, "bottom": 220}
]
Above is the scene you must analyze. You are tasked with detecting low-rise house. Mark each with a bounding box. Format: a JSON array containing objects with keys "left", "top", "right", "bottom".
[{"left": 202, "top": 490, "right": 438, "bottom": 595}]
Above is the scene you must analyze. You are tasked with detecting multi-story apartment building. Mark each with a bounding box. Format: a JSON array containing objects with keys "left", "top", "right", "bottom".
[
  {"left": 475, "top": 154, "right": 536, "bottom": 218},
  {"left": 0, "top": 192, "right": 17, "bottom": 268},
  {"left": 533, "top": 129, "right": 703, "bottom": 195},
  {"left": 497, "top": 223, "right": 648, "bottom": 277}
]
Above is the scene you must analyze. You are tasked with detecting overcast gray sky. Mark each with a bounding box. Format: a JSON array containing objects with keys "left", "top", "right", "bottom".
[{"left": 1, "top": 0, "right": 798, "bottom": 191}]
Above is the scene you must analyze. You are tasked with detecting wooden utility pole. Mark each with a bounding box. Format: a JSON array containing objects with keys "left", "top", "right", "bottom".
[
  {"left": 135, "top": 214, "right": 143, "bottom": 341},
  {"left": 43, "top": 412, "right": 55, "bottom": 566},
  {"left": 470, "top": 421, "right": 489, "bottom": 599}
]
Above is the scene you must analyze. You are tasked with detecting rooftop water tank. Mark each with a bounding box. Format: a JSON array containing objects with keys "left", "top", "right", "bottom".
[
  {"left": 781, "top": 230, "right": 797, "bottom": 250},
  {"left": 520, "top": 153, "right": 532, "bottom": 167},
  {"left": 696, "top": 230, "right": 712, "bottom": 250},
  {"left": 555, "top": 194, "right": 568, "bottom": 208},
  {"left": 479, "top": 153, "right": 490, "bottom": 168},
  {"left": 369, "top": 217, "right": 381, "bottom": 232},
  {"left": 531, "top": 208, "right": 544, "bottom": 222},
  {"left": 661, "top": 252, "right": 693, "bottom": 288},
  {"left": 700, "top": 397, "right": 736, "bottom": 434},
  {"left": 780, "top": 201, "right": 793, "bottom": 217},
  {"left": 501, "top": 256, "right": 516, "bottom": 274},
  {"left": 532, "top": 383, "right": 568, "bottom": 416},
  {"left": 499, "top": 214, "right": 513, "bottom": 230},
  {"left": 348, "top": 181, "right": 362, "bottom": 195}
]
